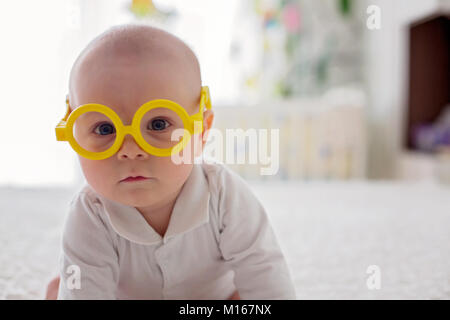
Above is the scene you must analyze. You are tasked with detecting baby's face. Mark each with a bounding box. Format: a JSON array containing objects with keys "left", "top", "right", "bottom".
[{"left": 71, "top": 54, "right": 204, "bottom": 209}]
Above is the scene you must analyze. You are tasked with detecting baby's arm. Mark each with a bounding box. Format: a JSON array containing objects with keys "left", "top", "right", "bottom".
[
  {"left": 215, "top": 166, "right": 296, "bottom": 300},
  {"left": 228, "top": 290, "right": 241, "bottom": 300},
  {"left": 57, "top": 192, "right": 119, "bottom": 299}
]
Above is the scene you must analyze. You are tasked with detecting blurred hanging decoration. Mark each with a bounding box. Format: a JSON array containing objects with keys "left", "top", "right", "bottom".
[
  {"left": 282, "top": 2, "right": 301, "bottom": 33},
  {"left": 338, "top": 0, "right": 352, "bottom": 17},
  {"left": 263, "top": 9, "right": 279, "bottom": 29},
  {"left": 129, "top": 0, "right": 175, "bottom": 22},
  {"left": 233, "top": 0, "right": 363, "bottom": 102},
  {"left": 282, "top": 2, "right": 301, "bottom": 60}
]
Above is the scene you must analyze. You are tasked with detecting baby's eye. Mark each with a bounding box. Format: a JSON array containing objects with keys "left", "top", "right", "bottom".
[
  {"left": 148, "top": 118, "right": 170, "bottom": 131},
  {"left": 94, "top": 123, "right": 116, "bottom": 136}
]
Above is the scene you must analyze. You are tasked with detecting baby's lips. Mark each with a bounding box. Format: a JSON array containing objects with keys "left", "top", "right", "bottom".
[{"left": 120, "top": 175, "right": 151, "bottom": 182}]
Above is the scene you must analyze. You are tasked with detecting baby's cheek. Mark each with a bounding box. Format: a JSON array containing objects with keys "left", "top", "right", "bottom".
[
  {"left": 149, "top": 157, "right": 192, "bottom": 193},
  {"left": 176, "top": 133, "right": 203, "bottom": 162},
  {"left": 159, "top": 156, "right": 193, "bottom": 181},
  {"left": 78, "top": 156, "right": 114, "bottom": 192}
]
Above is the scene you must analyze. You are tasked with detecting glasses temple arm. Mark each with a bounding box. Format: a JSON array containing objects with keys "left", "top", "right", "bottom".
[{"left": 55, "top": 95, "right": 72, "bottom": 141}]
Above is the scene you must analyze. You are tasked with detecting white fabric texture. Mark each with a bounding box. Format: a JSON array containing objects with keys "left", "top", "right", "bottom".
[{"left": 56, "top": 161, "right": 296, "bottom": 300}]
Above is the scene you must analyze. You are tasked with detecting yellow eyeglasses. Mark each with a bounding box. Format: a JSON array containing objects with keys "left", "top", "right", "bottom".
[{"left": 55, "top": 86, "right": 211, "bottom": 160}]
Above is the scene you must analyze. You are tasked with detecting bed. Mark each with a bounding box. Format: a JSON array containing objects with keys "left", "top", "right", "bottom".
[{"left": 0, "top": 180, "right": 449, "bottom": 299}]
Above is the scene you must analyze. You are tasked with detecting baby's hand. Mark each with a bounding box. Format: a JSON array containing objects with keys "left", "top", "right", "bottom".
[
  {"left": 228, "top": 290, "right": 240, "bottom": 300},
  {"left": 45, "top": 275, "right": 60, "bottom": 300}
]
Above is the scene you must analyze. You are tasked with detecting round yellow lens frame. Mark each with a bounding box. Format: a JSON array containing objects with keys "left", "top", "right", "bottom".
[{"left": 55, "top": 86, "right": 211, "bottom": 160}]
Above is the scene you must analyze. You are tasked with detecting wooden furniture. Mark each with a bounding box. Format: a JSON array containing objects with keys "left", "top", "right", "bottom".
[{"left": 406, "top": 13, "right": 450, "bottom": 150}]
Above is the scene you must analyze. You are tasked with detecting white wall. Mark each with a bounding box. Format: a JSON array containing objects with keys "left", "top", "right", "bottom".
[
  {"left": 1, "top": 0, "right": 443, "bottom": 185},
  {"left": 363, "top": 0, "right": 441, "bottom": 178},
  {"left": 0, "top": 0, "right": 240, "bottom": 187},
  {"left": 0, "top": 1, "right": 77, "bottom": 187}
]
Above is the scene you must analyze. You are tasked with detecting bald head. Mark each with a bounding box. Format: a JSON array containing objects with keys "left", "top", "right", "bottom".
[{"left": 68, "top": 24, "right": 202, "bottom": 115}]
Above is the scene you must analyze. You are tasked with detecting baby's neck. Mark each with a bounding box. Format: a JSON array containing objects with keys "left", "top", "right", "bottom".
[{"left": 135, "top": 188, "right": 181, "bottom": 237}]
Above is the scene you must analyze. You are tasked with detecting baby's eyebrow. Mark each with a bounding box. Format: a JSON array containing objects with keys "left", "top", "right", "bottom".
[{"left": 78, "top": 111, "right": 108, "bottom": 121}]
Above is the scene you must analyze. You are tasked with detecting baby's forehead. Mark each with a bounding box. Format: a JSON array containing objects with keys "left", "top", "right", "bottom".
[
  {"left": 69, "top": 25, "right": 201, "bottom": 116},
  {"left": 72, "top": 60, "right": 199, "bottom": 115}
]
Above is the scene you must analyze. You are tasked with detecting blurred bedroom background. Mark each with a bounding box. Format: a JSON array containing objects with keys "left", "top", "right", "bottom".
[{"left": 0, "top": 0, "right": 449, "bottom": 299}]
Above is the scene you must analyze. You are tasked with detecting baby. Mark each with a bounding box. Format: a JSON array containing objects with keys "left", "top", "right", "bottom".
[{"left": 49, "top": 24, "right": 296, "bottom": 300}]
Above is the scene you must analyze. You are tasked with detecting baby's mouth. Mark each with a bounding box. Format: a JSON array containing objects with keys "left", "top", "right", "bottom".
[{"left": 120, "top": 176, "right": 151, "bottom": 183}]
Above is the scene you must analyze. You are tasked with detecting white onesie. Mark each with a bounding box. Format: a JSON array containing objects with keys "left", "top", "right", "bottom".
[{"left": 57, "top": 161, "right": 296, "bottom": 299}]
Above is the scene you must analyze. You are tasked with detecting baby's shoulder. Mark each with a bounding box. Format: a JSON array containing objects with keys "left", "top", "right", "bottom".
[
  {"left": 200, "top": 160, "right": 232, "bottom": 188},
  {"left": 199, "top": 159, "right": 253, "bottom": 198},
  {"left": 66, "top": 184, "right": 109, "bottom": 227},
  {"left": 65, "top": 184, "right": 117, "bottom": 237},
  {"left": 70, "top": 183, "right": 102, "bottom": 207}
]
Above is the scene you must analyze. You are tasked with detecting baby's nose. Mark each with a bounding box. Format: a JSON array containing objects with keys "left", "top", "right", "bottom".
[{"left": 117, "top": 135, "right": 149, "bottom": 160}]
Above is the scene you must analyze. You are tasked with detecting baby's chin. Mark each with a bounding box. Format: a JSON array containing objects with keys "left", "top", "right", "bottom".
[{"left": 111, "top": 187, "right": 157, "bottom": 208}]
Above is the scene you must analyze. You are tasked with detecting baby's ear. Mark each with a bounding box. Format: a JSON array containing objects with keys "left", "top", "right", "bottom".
[
  {"left": 201, "top": 109, "right": 214, "bottom": 147},
  {"left": 203, "top": 109, "right": 214, "bottom": 131}
]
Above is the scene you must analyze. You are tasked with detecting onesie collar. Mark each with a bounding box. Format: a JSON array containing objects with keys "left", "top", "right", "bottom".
[{"left": 94, "top": 164, "right": 210, "bottom": 245}]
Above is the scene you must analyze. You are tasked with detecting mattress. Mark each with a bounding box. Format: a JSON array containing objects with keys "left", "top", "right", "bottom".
[{"left": 0, "top": 180, "right": 449, "bottom": 299}]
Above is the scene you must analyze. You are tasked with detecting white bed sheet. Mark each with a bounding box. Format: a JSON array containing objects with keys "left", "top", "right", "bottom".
[{"left": 0, "top": 180, "right": 449, "bottom": 299}]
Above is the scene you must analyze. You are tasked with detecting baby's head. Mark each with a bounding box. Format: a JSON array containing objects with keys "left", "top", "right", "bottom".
[{"left": 67, "top": 24, "right": 213, "bottom": 209}]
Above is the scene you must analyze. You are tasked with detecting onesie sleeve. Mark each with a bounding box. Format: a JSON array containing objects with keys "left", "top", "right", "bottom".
[
  {"left": 57, "top": 191, "right": 120, "bottom": 299},
  {"left": 215, "top": 165, "right": 296, "bottom": 299}
]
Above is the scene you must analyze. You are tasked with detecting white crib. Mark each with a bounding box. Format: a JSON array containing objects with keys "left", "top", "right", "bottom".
[{"left": 209, "top": 88, "right": 367, "bottom": 180}]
